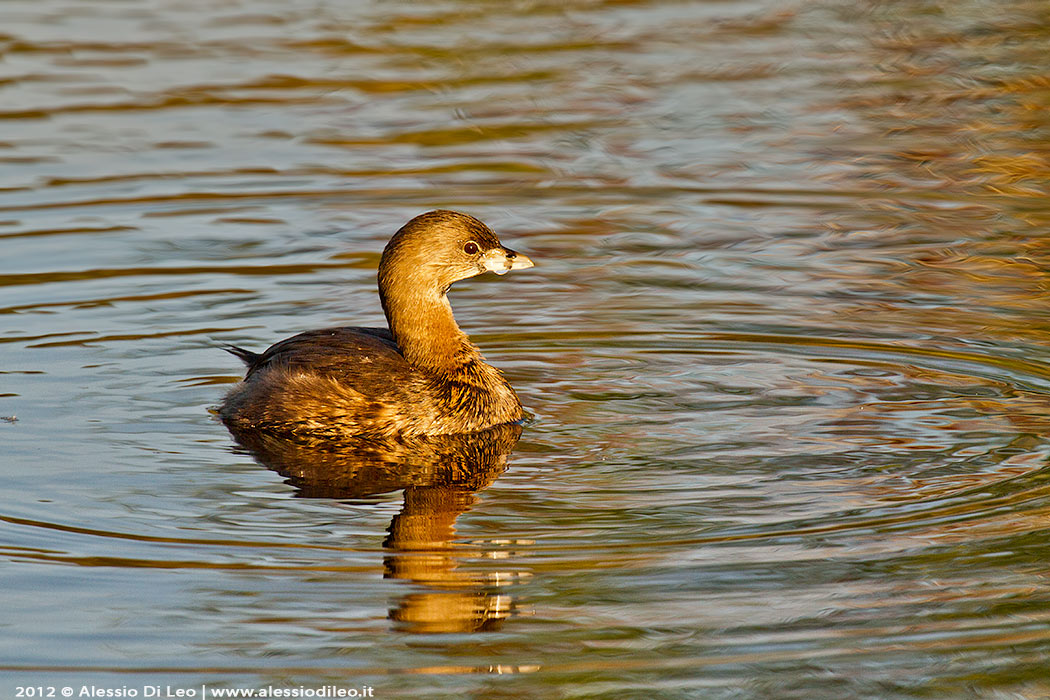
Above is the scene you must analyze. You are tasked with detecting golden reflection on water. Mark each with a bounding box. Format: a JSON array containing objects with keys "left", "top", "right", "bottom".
[{"left": 228, "top": 423, "right": 526, "bottom": 634}]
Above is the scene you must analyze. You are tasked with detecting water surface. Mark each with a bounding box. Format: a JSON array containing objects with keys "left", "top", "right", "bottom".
[{"left": 4, "top": 0, "right": 1050, "bottom": 697}]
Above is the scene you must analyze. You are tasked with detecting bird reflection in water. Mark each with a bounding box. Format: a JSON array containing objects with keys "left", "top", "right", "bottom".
[{"left": 225, "top": 422, "right": 526, "bottom": 633}]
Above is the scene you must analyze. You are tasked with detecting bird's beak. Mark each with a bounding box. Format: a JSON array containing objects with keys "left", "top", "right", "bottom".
[{"left": 482, "top": 247, "right": 535, "bottom": 276}]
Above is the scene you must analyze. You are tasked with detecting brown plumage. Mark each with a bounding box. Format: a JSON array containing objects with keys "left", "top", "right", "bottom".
[{"left": 219, "top": 210, "right": 534, "bottom": 439}]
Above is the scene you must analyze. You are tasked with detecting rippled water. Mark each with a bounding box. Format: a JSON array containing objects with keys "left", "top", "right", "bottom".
[{"left": 5, "top": 0, "right": 1050, "bottom": 697}]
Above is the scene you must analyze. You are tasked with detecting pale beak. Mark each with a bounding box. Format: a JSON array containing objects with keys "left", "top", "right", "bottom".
[{"left": 482, "top": 247, "right": 535, "bottom": 276}]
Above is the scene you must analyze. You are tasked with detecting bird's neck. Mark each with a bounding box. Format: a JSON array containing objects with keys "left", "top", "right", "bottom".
[{"left": 383, "top": 288, "right": 478, "bottom": 374}]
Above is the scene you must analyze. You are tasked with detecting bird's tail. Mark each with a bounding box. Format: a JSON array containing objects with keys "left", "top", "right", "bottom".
[{"left": 224, "top": 345, "right": 260, "bottom": 366}]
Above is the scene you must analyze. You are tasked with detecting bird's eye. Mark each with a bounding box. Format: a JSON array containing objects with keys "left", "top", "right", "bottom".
[{"left": 463, "top": 241, "right": 479, "bottom": 255}]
